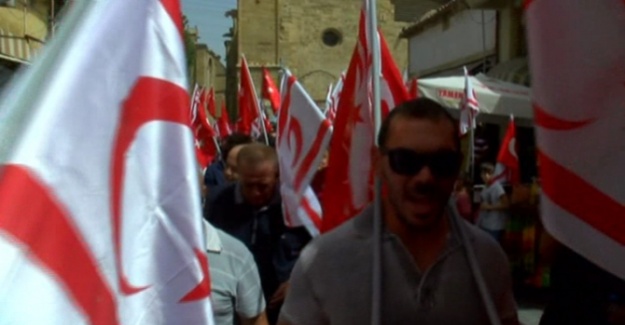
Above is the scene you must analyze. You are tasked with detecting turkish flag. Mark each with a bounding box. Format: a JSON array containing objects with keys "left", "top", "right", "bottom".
[
  {"left": 192, "top": 86, "right": 218, "bottom": 167},
  {"left": 237, "top": 56, "right": 261, "bottom": 135},
  {"left": 408, "top": 78, "right": 419, "bottom": 99},
  {"left": 321, "top": 0, "right": 410, "bottom": 233},
  {"left": 526, "top": 0, "right": 625, "bottom": 279},
  {"left": 262, "top": 67, "right": 281, "bottom": 114},
  {"left": 205, "top": 87, "right": 217, "bottom": 117},
  {"left": 492, "top": 116, "right": 520, "bottom": 185},
  {"left": 0, "top": 0, "right": 214, "bottom": 323},
  {"left": 216, "top": 100, "right": 233, "bottom": 138}
]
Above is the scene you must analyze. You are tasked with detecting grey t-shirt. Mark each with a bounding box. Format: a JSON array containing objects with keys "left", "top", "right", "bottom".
[
  {"left": 279, "top": 206, "right": 518, "bottom": 325},
  {"left": 478, "top": 182, "right": 509, "bottom": 231},
  {"left": 208, "top": 229, "right": 266, "bottom": 325}
]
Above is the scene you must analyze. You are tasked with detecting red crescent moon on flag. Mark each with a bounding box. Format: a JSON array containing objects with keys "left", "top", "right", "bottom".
[{"left": 534, "top": 103, "right": 595, "bottom": 131}]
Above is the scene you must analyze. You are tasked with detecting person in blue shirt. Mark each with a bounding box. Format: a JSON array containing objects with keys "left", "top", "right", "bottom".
[{"left": 206, "top": 143, "right": 311, "bottom": 325}]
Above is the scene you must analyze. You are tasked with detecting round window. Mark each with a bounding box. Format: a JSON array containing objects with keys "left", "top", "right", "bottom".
[{"left": 322, "top": 29, "right": 342, "bottom": 47}]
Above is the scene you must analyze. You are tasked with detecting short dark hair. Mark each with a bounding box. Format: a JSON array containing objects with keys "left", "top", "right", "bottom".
[
  {"left": 480, "top": 162, "right": 495, "bottom": 174},
  {"left": 237, "top": 143, "right": 278, "bottom": 169},
  {"left": 377, "top": 98, "right": 459, "bottom": 151},
  {"left": 221, "top": 133, "right": 254, "bottom": 161}
]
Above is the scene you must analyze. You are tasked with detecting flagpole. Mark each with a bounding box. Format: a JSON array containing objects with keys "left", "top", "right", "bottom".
[
  {"left": 470, "top": 122, "right": 475, "bottom": 182},
  {"left": 258, "top": 98, "right": 270, "bottom": 145},
  {"left": 368, "top": 0, "right": 383, "bottom": 324}
]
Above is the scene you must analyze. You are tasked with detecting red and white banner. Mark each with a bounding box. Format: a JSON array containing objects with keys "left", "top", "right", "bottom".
[
  {"left": 492, "top": 116, "right": 520, "bottom": 185},
  {"left": 526, "top": 0, "right": 625, "bottom": 279},
  {"left": 277, "top": 70, "right": 332, "bottom": 236},
  {"left": 0, "top": 0, "right": 214, "bottom": 323},
  {"left": 321, "top": 0, "right": 410, "bottom": 233},
  {"left": 192, "top": 85, "right": 218, "bottom": 168},
  {"left": 325, "top": 73, "right": 344, "bottom": 123},
  {"left": 251, "top": 108, "right": 273, "bottom": 140},
  {"left": 262, "top": 67, "right": 281, "bottom": 114},
  {"left": 236, "top": 56, "right": 261, "bottom": 135},
  {"left": 459, "top": 66, "right": 479, "bottom": 136}
]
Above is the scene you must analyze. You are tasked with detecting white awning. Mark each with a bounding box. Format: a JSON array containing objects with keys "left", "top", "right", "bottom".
[{"left": 418, "top": 73, "right": 533, "bottom": 119}]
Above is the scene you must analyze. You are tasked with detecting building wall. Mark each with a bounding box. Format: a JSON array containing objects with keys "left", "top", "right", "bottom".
[
  {"left": 233, "top": 0, "right": 408, "bottom": 107},
  {"left": 195, "top": 45, "right": 227, "bottom": 112},
  {"left": 406, "top": 9, "right": 497, "bottom": 77},
  {"left": 0, "top": 0, "right": 49, "bottom": 64},
  {"left": 238, "top": 0, "right": 279, "bottom": 66}
]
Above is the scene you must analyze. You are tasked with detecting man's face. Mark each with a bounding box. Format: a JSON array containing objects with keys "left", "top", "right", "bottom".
[
  {"left": 238, "top": 161, "right": 278, "bottom": 207},
  {"left": 481, "top": 170, "right": 492, "bottom": 184},
  {"left": 377, "top": 117, "right": 460, "bottom": 230},
  {"left": 224, "top": 145, "right": 244, "bottom": 182}
]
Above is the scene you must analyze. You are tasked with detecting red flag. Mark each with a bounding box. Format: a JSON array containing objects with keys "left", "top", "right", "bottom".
[
  {"left": 216, "top": 100, "right": 233, "bottom": 137},
  {"left": 321, "top": 1, "right": 410, "bottom": 233},
  {"left": 262, "top": 67, "right": 281, "bottom": 114},
  {"left": 492, "top": 116, "right": 520, "bottom": 185},
  {"left": 277, "top": 69, "right": 332, "bottom": 236},
  {"left": 206, "top": 87, "right": 217, "bottom": 117},
  {"left": 526, "top": 0, "right": 625, "bottom": 279},
  {"left": 192, "top": 90, "right": 218, "bottom": 167},
  {"left": 237, "top": 56, "right": 261, "bottom": 135},
  {"left": 408, "top": 78, "right": 418, "bottom": 99},
  {"left": 0, "top": 0, "right": 214, "bottom": 323}
]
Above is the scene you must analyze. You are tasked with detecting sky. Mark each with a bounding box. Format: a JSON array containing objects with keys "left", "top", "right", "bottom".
[{"left": 181, "top": 0, "right": 237, "bottom": 61}]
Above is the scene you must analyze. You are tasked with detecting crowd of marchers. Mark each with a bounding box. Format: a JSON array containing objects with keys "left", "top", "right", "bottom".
[{"left": 200, "top": 98, "right": 625, "bottom": 325}]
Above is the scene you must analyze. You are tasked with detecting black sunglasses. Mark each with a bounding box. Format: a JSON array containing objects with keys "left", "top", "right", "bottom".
[{"left": 383, "top": 148, "right": 461, "bottom": 178}]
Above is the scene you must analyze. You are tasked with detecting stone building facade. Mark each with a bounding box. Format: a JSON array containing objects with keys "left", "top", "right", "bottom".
[
  {"left": 195, "top": 44, "right": 227, "bottom": 111},
  {"left": 226, "top": 0, "right": 409, "bottom": 113}
]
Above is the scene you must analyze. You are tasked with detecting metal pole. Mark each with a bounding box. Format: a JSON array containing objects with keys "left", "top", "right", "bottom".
[
  {"left": 51, "top": 0, "right": 55, "bottom": 37},
  {"left": 368, "top": 0, "right": 383, "bottom": 324},
  {"left": 448, "top": 201, "right": 502, "bottom": 325},
  {"left": 258, "top": 98, "right": 269, "bottom": 145}
]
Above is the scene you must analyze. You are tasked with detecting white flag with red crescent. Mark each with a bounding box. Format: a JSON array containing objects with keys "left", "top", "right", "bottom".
[
  {"left": 277, "top": 69, "right": 332, "bottom": 236},
  {"left": 0, "top": 0, "right": 214, "bottom": 323},
  {"left": 459, "top": 66, "right": 480, "bottom": 136},
  {"left": 527, "top": 0, "right": 625, "bottom": 279}
]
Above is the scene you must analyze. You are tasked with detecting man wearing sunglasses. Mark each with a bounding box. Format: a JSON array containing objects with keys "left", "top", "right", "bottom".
[{"left": 278, "top": 98, "right": 518, "bottom": 325}]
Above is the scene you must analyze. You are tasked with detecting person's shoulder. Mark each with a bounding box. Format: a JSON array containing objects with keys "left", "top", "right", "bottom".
[
  {"left": 298, "top": 211, "right": 370, "bottom": 270},
  {"left": 205, "top": 160, "right": 224, "bottom": 172},
  {"left": 462, "top": 220, "right": 509, "bottom": 263},
  {"left": 210, "top": 183, "right": 236, "bottom": 203},
  {"left": 216, "top": 229, "right": 255, "bottom": 264}
]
